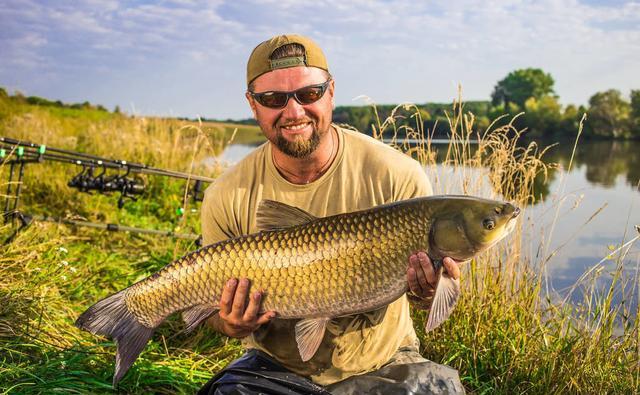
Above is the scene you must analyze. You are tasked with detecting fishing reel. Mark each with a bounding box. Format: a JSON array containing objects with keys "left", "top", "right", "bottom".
[
  {"left": 188, "top": 180, "right": 205, "bottom": 203},
  {"left": 68, "top": 164, "right": 145, "bottom": 208},
  {"left": 67, "top": 164, "right": 96, "bottom": 192}
]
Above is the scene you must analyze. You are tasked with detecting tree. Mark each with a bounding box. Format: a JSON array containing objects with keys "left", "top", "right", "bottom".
[
  {"left": 630, "top": 90, "right": 640, "bottom": 137},
  {"left": 491, "top": 68, "right": 555, "bottom": 109},
  {"left": 586, "top": 89, "right": 631, "bottom": 138},
  {"left": 559, "top": 104, "right": 585, "bottom": 137},
  {"left": 523, "top": 95, "right": 562, "bottom": 137}
]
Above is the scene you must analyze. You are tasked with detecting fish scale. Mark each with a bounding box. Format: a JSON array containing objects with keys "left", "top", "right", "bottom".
[{"left": 76, "top": 195, "right": 520, "bottom": 385}]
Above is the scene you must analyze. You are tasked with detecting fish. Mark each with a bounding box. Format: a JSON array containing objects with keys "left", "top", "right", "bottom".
[{"left": 75, "top": 195, "right": 520, "bottom": 385}]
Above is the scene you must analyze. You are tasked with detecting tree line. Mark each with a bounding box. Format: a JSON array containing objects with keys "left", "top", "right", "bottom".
[
  {"left": 4, "top": 70, "right": 639, "bottom": 140},
  {"left": 334, "top": 68, "right": 640, "bottom": 140},
  {"left": 0, "top": 87, "right": 121, "bottom": 113}
]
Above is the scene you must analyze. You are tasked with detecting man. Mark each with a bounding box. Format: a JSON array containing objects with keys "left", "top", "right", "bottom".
[{"left": 199, "top": 34, "right": 465, "bottom": 394}]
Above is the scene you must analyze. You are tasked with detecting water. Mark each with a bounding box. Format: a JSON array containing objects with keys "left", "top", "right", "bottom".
[{"left": 209, "top": 138, "right": 640, "bottom": 311}]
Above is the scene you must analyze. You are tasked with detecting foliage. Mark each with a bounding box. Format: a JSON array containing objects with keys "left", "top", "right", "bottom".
[
  {"left": 523, "top": 95, "right": 562, "bottom": 138},
  {"left": 491, "top": 68, "right": 556, "bottom": 109},
  {"left": 330, "top": 71, "right": 638, "bottom": 141},
  {"left": 630, "top": 89, "right": 640, "bottom": 136},
  {"left": 585, "top": 89, "right": 632, "bottom": 138}
]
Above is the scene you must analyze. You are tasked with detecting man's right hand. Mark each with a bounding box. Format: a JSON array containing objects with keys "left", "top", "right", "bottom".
[{"left": 214, "top": 278, "right": 276, "bottom": 338}]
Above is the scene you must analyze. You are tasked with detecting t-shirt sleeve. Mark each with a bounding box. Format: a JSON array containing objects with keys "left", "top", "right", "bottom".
[
  {"left": 200, "top": 183, "right": 237, "bottom": 246},
  {"left": 394, "top": 160, "right": 433, "bottom": 200}
]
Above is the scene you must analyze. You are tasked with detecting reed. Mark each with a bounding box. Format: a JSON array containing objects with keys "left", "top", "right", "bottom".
[
  {"left": 373, "top": 95, "right": 639, "bottom": 394},
  {"left": 1, "top": 95, "right": 638, "bottom": 393}
]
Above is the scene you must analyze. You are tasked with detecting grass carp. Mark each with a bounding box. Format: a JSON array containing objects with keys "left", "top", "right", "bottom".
[{"left": 76, "top": 195, "right": 520, "bottom": 385}]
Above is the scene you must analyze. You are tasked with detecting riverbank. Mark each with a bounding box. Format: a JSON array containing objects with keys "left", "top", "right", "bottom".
[{"left": 1, "top": 98, "right": 638, "bottom": 393}]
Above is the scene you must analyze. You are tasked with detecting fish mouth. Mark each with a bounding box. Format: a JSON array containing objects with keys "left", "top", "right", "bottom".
[
  {"left": 512, "top": 206, "right": 521, "bottom": 218},
  {"left": 504, "top": 207, "right": 520, "bottom": 235}
]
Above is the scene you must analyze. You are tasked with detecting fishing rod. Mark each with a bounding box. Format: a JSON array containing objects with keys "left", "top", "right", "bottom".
[
  {"left": 1, "top": 136, "right": 211, "bottom": 244},
  {"left": 0, "top": 136, "right": 216, "bottom": 182}
]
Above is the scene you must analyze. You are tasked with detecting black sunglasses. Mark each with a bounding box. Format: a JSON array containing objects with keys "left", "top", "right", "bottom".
[{"left": 249, "top": 78, "right": 332, "bottom": 109}]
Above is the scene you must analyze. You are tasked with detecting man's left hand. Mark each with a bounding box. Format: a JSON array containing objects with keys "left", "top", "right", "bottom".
[{"left": 407, "top": 252, "right": 463, "bottom": 300}]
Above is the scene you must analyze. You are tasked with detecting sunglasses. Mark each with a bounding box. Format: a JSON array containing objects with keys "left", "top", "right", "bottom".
[{"left": 249, "top": 78, "right": 332, "bottom": 109}]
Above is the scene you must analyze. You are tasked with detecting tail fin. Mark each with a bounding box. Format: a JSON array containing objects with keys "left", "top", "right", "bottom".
[{"left": 75, "top": 290, "right": 154, "bottom": 386}]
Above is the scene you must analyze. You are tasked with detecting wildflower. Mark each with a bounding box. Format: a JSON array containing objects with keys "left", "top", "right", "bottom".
[
  {"left": 58, "top": 247, "right": 68, "bottom": 254},
  {"left": 61, "top": 260, "right": 69, "bottom": 266},
  {"left": 61, "top": 275, "right": 67, "bottom": 281},
  {"left": 70, "top": 266, "right": 77, "bottom": 273}
]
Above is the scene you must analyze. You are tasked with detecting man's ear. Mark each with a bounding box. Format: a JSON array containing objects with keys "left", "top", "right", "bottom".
[
  {"left": 245, "top": 92, "right": 258, "bottom": 119},
  {"left": 328, "top": 79, "right": 335, "bottom": 108}
]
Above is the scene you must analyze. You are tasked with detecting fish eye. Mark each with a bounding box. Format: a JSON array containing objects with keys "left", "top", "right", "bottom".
[
  {"left": 494, "top": 206, "right": 502, "bottom": 215},
  {"left": 483, "top": 219, "right": 495, "bottom": 230}
]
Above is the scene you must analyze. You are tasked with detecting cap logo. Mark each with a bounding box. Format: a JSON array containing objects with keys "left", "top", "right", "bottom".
[{"left": 270, "top": 56, "right": 306, "bottom": 70}]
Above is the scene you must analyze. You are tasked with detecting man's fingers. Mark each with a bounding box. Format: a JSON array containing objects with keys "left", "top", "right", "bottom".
[
  {"left": 411, "top": 256, "right": 429, "bottom": 294},
  {"left": 407, "top": 267, "right": 421, "bottom": 295},
  {"left": 417, "top": 251, "right": 437, "bottom": 287},
  {"left": 219, "top": 278, "right": 237, "bottom": 317},
  {"left": 243, "top": 291, "right": 262, "bottom": 321},
  {"left": 230, "top": 278, "right": 250, "bottom": 318},
  {"left": 443, "top": 257, "right": 462, "bottom": 280},
  {"left": 255, "top": 311, "right": 276, "bottom": 326}
]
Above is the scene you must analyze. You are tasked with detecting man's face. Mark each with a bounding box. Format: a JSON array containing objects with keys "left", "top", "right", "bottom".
[{"left": 246, "top": 67, "right": 334, "bottom": 158}]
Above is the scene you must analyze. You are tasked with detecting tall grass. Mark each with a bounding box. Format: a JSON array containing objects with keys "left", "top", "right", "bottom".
[
  {"left": 1, "top": 95, "right": 638, "bottom": 393},
  {"left": 371, "top": 96, "right": 639, "bottom": 393}
]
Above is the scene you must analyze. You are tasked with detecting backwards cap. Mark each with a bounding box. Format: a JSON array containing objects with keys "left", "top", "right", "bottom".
[{"left": 246, "top": 34, "right": 329, "bottom": 86}]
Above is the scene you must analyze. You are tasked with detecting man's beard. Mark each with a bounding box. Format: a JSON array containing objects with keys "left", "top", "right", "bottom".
[{"left": 275, "top": 124, "right": 321, "bottom": 158}]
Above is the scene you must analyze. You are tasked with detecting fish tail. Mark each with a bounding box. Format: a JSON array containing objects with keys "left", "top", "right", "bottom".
[{"left": 75, "top": 290, "right": 154, "bottom": 386}]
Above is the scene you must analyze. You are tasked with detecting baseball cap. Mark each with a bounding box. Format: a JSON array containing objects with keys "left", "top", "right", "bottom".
[{"left": 246, "top": 34, "right": 329, "bottom": 86}]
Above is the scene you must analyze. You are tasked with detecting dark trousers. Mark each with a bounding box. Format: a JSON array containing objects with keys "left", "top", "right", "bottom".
[{"left": 198, "top": 349, "right": 465, "bottom": 395}]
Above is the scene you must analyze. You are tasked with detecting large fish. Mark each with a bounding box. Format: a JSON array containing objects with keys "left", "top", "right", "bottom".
[{"left": 76, "top": 195, "right": 520, "bottom": 385}]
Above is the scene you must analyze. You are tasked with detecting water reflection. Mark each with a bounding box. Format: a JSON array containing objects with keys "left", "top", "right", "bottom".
[{"left": 540, "top": 139, "right": 640, "bottom": 190}]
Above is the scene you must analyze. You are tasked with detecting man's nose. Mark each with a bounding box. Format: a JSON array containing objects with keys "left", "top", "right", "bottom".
[{"left": 282, "top": 96, "right": 306, "bottom": 119}]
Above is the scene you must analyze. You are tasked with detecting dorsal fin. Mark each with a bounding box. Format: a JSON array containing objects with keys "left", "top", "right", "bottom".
[{"left": 256, "top": 200, "right": 318, "bottom": 231}]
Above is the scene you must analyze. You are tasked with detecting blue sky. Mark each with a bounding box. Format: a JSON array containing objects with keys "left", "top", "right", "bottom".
[{"left": 1, "top": 0, "right": 639, "bottom": 119}]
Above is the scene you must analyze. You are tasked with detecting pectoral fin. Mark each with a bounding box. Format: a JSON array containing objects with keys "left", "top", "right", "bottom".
[
  {"left": 424, "top": 268, "right": 460, "bottom": 332},
  {"left": 295, "top": 317, "right": 330, "bottom": 362},
  {"left": 182, "top": 304, "right": 218, "bottom": 332}
]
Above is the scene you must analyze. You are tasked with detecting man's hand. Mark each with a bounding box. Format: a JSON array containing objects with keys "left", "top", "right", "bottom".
[
  {"left": 213, "top": 278, "right": 276, "bottom": 338},
  {"left": 407, "top": 252, "right": 462, "bottom": 300}
]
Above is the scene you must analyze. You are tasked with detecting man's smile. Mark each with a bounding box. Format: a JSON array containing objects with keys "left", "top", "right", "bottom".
[{"left": 280, "top": 121, "right": 313, "bottom": 136}]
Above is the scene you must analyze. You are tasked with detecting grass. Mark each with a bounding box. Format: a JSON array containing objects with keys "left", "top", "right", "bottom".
[{"left": 1, "top": 94, "right": 639, "bottom": 393}]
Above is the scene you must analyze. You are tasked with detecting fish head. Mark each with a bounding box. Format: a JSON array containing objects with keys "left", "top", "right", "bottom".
[{"left": 430, "top": 199, "right": 520, "bottom": 261}]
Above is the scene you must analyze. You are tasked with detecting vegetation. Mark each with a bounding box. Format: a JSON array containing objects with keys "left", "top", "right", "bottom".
[
  {"left": 491, "top": 68, "right": 556, "bottom": 109},
  {"left": 332, "top": 68, "right": 639, "bottom": 141},
  {"left": 1, "top": 93, "right": 638, "bottom": 394}
]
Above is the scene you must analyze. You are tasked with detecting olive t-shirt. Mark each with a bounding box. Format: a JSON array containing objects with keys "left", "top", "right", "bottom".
[{"left": 200, "top": 125, "right": 432, "bottom": 385}]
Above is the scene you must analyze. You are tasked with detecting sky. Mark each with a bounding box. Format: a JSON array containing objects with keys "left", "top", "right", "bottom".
[{"left": 1, "top": 0, "right": 639, "bottom": 120}]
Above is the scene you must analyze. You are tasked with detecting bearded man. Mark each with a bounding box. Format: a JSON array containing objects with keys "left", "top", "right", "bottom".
[{"left": 198, "top": 34, "right": 465, "bottom": 395}]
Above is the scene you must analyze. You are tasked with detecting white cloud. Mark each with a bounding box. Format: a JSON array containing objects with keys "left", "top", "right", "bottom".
[{"left": 0, "top": 0, "right": 638, "bottom": 117}]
